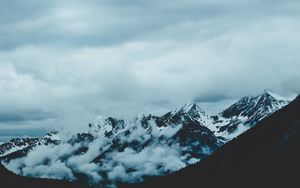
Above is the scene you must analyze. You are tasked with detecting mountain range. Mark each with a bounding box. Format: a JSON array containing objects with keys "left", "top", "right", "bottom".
[
  {"left": 126, "top": 94, "right": 300, "bottom": 188},
  {"left": 0, "top": 91, "right": 291, "bottom": 187}
]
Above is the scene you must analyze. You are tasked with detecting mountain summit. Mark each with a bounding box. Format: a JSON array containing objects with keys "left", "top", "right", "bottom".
[{"left": 212, "top": 90, "right": 290, "bottom": 139}]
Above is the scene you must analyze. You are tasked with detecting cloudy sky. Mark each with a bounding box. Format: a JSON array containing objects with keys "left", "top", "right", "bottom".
[{"left": 1, "top": 0, "right": 300, "bottom": 141}]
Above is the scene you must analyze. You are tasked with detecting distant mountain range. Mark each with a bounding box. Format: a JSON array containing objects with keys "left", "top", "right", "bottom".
[{"left": 0, "top": 91, "right": 291, "bottom": 187}]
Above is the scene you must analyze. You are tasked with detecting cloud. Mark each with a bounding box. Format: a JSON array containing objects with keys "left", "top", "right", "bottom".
[
  {"left": 5, "top": 144, "right": 79, "bottom": 180},
  {"left": 4, "top": 122, "right": 191, "bottom": 187},
  {"left": 0, "top": 0, "right": 300, "bottom": 138}
]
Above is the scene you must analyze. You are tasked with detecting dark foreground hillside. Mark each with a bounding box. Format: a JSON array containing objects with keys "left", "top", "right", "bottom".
[
  {"left": 0, "top": 164, "right": 89, "bottom": 188},
  {"left": 124, "top": 95, "right": 300, "bottom": 188}
]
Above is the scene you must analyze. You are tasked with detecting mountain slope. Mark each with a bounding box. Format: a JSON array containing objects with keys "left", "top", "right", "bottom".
[
  {"left": 0, "top": 138, "right": 40, "bottom": 157},
  {"left": 0, "top": 163, "right": 89, "bottom": 188},
  {"left": 126, "top": 95, "right": 300, "bottom": 188},
  {"left": 0, "top": 133, "right": 60, "bottom": 157}
]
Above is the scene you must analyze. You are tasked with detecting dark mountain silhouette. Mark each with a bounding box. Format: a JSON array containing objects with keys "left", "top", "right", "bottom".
[
  {"left": 0, "top": 164, "right": 89, "bottom": 188},
  {"left": 124, "top": 95, "right": 300, "bottom": 188}
]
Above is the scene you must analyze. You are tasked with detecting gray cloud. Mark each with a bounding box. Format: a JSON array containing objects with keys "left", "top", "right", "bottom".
[
  {"left": 1, "top": 0, "right": 299, "bottom": 49},
  {"left": 0, "top": 0, "right": 300, "bottom": 139},
  {"left": 0, "top": 112, "right": 50, "bottom": 123},
  {"left": 0, "top": 129, "right": 48, "bottom": 142}
]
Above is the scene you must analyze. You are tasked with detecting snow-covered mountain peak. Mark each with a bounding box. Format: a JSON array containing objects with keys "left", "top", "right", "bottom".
[
  {"left": 93, "top": 116, "right": 113, "bottom": 133},
  {"left": 88, "top": 116, "right": 125, "bottom": 136},
  {"left": 255, "top": 91, "right": 288, "bottom": 111},
  {"left": 182, "top": 103, "right": 204, "bottom": 113},
  {"left": 263, "top": 90, "right": 287, "bottom": 101},
  {"left": 171, "top": 103, "right": 206, "bottom": 118},
  {"left": 213, "top": 91, "right": 290, "bottom": 140},
  {"left": 221, "top": 91, "right": 289, "bottom": 119}
]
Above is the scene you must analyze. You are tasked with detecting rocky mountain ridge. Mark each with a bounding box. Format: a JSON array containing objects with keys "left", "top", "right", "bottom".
[{"left": 0, "top": 91, "right": 290, "bottom": 187}]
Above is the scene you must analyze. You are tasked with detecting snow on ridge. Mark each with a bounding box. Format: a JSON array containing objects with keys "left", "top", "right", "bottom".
[
  {"left": 0, "top": 145, "right": 27, "bottom": 157},
  {"left": 264, "top": 90, "right": 288, "bottom": 101}
]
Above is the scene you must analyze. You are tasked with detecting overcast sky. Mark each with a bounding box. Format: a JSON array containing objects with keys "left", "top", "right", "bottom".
[{"left": 1, "top": 0, "right": 300, "bottom": 140}]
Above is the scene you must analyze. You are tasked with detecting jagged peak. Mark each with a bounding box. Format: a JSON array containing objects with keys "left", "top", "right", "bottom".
[
  {"left": 221, "top": 90, "right": 289, "bottom": 119},
  {"left": 88, "top": 116, "right": 124, "bottom": 134},
  {"left": 262, "top": 90, "right": 288, "bottom": 101},
  {"left": 172, "top": 103, "right": 205, "bottom": 116},
  {"left": 234, "top": 90, "right": 288, "bottom": 105},
  {"left": 133, "top": 114, "right": 156, "bottom": 126}
]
